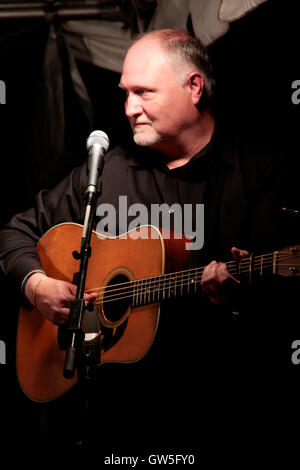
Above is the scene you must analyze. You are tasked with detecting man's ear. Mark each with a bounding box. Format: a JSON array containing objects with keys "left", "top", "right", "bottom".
[{"left": 187, "top": 71, "right": 205, "bottom": 106}]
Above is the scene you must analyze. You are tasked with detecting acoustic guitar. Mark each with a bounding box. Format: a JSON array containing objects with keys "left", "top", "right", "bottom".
[{"left": 16, "top": 223, "right": 300, "bottom": 402}]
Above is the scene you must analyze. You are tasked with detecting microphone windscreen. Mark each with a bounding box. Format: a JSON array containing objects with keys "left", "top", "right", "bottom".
[{"left": 86, "top": 130, "right": 110, "bottom": 152}]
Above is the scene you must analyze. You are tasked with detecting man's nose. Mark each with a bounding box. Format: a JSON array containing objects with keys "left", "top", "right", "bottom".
[{"left": 125, "top": 93, "right": 143, "bottom": 118}]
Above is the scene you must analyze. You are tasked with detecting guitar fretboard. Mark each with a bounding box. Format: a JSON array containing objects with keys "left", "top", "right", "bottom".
[
  {"left": 132, "top": 269, "right": 201, "bottom": 307},
  {"left": 130, "top": 251, "right": 280, "bottom": 307}
]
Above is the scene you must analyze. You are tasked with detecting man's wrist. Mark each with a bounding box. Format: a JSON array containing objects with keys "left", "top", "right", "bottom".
[
  {"left": 21, "top": 269, "right": 46, "bottom": 294},
  {"left": 23, "top": 272, "right": 47, "bottom": 306}
]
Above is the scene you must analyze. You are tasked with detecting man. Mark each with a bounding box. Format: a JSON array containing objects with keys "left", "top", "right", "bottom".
[
  {"left": 0, "top": 29, "right": 296, "bottom": 455},
  {"left": 1, "top": 29, "right": 250, "bottom": 323}
]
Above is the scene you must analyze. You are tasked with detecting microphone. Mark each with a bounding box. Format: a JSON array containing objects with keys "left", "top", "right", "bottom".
[
  {"left": 86, "top": 130, "right": 110, "bottom": 190},
  {"left": 63, "top": 132, "right": 109, "bottom": 380}
]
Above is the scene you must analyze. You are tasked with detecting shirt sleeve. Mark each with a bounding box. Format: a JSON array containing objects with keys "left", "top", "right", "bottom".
[{"left": 0, "top": 163, "right": 87, "bottom": 288}]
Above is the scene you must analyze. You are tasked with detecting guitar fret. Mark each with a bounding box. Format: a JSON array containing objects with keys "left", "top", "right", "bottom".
[
  {"left": 134, "top": 279, "right": 138, "bottom": 306},
  {"left": 249, "top": 253, "right": 253, "bottom": 282},
  {"left": 151, "top": 277, "right": 155, "bottom": 303},
  {"left": 134, "top": 280, "right": 138, "bottom": 307},
  {"left": 191, "top": 272, "right": 196, "bottom": 293},
  {"left": 144, "top": 278, "right": 148, "bottom": 305},
  {"left": 260, "top": 254, "right": 263, "bottom": 277},
  {"left": 245, "top": 258, "right": 250, "bottom": 280},
  {"left": 132, "top": 281, "right": 136, "bottom": 307},
  {"left": 195, "top": 268, "right": 200, "bottom": 292},
  {"left": 139, "top": 279, "right": 143, "bottom": 306},
  {"left": 273, "top": 251, "right": 279, "bottom": 275},
  {"left": 138, "top": 279, "right": 142, "bottom": 306},
  {"left": 147, "top": 280, "right": 151, "bottom": 304},
  {"left": 154, "top": 276, "right": 159, "bottom": 302},
  {"left": 238, "top": 260, "right": 242, "bottom": 278},
  {"left": 146, "top": 278, "right": 151, "bottom": 305},
  {"left": 180, "top": 270, "right": 184, "bottom": 297},
  {"left": 162, "top": 274, "right": 166, "bottom": 300},
  {"left": 148, "top": 278, "right": 152, "bottom": 304},
  {"left": 143, "top": 279, "right": 147, "bottom": 305}
]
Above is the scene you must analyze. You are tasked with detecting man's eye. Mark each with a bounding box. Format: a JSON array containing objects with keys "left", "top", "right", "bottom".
[{"left": 136, "top": 89, "right": 148, "bottom": 95}]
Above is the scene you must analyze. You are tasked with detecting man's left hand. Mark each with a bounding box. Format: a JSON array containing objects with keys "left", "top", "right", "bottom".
[{"left": 201, "top": 247, "right": 249, "bottom": 304}]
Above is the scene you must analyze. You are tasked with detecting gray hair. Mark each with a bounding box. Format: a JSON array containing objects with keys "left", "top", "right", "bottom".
[{"left": 134, "top": 29, "right": 216, "bottom": 104}]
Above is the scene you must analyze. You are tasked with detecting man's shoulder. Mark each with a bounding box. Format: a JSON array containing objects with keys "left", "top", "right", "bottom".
[
  {"left": 218, "top": 123, "right": 285, "bottom": 192},
  {"left": 238, "top": 131, "right": 286, "bottom": 193}
]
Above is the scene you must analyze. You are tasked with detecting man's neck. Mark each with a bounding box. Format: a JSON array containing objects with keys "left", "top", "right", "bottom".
[{"left": 159, "top": 109, "right": 215, "bottom": 170}]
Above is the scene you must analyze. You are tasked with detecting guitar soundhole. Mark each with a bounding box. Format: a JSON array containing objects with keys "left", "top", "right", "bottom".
[{"left": 102, "top": 274, "right": 131, "bottom": 325}]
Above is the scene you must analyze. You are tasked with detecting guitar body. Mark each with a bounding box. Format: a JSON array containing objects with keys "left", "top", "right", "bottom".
[{"left": 16, "top": 223, "right": 189, "bottom": 402}]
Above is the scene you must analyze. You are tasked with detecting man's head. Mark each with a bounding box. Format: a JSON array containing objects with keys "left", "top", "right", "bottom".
[{"left": 119, "top": 29, "right": 215, "bottom": 156}]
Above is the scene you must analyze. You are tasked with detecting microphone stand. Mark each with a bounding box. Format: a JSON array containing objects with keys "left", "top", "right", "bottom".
[
  {"left": 63, "top": 185, "right": 100, "bottom": 378},
  {"left": 62, "top": 164, "right": 104, "bottom": 450}
]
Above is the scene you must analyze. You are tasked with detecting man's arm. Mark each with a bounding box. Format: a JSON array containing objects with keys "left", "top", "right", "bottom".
[
  {"left": 0, "top": 163, "right": 96, "bottom": 324},
  {"left": 200, "top": 134, "right": 295, "bottom": 305}
]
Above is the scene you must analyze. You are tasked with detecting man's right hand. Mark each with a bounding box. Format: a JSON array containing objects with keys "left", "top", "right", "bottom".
[{"left": 24, "top": 273, "right": 97, "bottom": 325}]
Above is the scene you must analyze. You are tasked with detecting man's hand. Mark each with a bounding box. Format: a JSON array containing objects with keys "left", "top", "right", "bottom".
[
  {"left": 201, "top": 247, "right": 249, "bottom": 304},
  {"left": 24, "top": 273, "right": 97, "bottom": 325}
]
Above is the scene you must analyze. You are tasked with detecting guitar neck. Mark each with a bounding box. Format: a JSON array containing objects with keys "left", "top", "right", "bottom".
[{"left": 131, "top": 250, "right": 282, "bottom": 307}]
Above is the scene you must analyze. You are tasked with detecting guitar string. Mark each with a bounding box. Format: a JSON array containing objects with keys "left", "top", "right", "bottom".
[
  {"left": 95, "top": 258, "right": 299, "bottom": 304},
  {"left": 88, "top": 257, "right": 297, "bottom": 300},
  {"left": 86, "top": 256, "right": 299, "bottom": 302},
  {"left": 84, "top": 251, "right": 287, "bottom": 294},
  {"left": 83, "top": 252, "right": 297, "bottom": 299},
  {"left": 91, "top": 259, "right": 300, "bottom": 305},
  {"left": 94, "top": 264, "right": 300, "bottom": 306}
]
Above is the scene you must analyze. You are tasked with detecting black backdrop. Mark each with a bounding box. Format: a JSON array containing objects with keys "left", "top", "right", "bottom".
[{"left": 1, "top": 0, "right": 300, "bottom": 463}]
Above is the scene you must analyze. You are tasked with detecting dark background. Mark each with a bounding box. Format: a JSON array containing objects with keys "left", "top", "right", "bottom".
[{"left": 0, "top": 0, "right": 300, "bottom": 463}]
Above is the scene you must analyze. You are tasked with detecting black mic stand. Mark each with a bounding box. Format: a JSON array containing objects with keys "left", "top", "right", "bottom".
[{"left": 62, "top": 166, "right": 103, "bottom": 451}]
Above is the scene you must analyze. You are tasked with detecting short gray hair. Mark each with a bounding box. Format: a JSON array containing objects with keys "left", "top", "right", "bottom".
[{"left": 135, "top": 29, "right": 216, "bottom": 105}]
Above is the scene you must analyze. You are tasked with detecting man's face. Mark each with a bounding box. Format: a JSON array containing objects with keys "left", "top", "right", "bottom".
[{"left": 120, "top": 40, "right": 195, "bottom": 150}]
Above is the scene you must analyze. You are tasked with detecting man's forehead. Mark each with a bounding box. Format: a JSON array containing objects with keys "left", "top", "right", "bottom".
[
  {"left": 127, "top": 37, "right": 162, "bottom": 56},
  {"left": 120, "top": 40, "right": 172, "bottom": 87}
]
